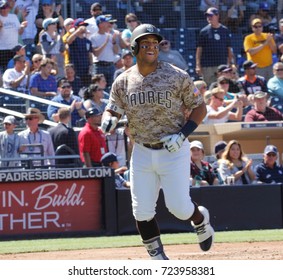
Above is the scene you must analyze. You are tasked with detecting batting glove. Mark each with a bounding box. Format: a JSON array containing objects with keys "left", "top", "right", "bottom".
[
  {"left": 101, "top": 116, "right": 118, "bottom": 133},
  {"left": 160, "top": 132, "right": 186, "bottom": 153}
]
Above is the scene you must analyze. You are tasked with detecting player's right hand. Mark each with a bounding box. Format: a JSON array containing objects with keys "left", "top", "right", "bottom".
[{"left": 101, "top": 116, "right": 118, "bottom": 133}]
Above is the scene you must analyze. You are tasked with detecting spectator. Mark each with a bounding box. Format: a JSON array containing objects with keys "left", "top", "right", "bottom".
[
  {"left": 29, "top": 57, "right": 57, "bottom": 98},
  {"left": 255, "top": 144, "right": 283, "bottom": 184},
  {"left": 0, "top": 115, "right": 22, "bottom": 168},
  {"left": 66, "top": 18, "right": 93, "bottom": 87},
  {"left": 57, "top": 63, "right": 83, "bottom": 96},
  {"left": 39, "top": 17, "right": 65, "bottom": 77},
  {"left": 222, "top": 0, "right": 245, "bottom": 33},
  {"left": 34, "top": 0, "right": 64, "bottom": 47},
  {"left": 218, "top": 139, "right": 256, "bottom": 185},
  {"left": 7, "top": 44, "right": 31, "bottom": 69},
  {"left": 204, "top": 89, "right": 212, "bottom": 104},
  {"left": 48, "top": 107, "right": 80, "bottom": 166},
  {"left": 203, "top": 86, "right": 243, "bottom": 124},
  {"left": 15, "top": 0, "right": 39, "bottom": 59},
  {"left": 82, "top": 83, "right": 108, "bottom": 112},
  {"left": 2, "top": 54, "right": 30, "bottom": 93},
  {"left": 211, "top": 140, "right": 227, "bottom": 171},
  {"left": 113, "top": 49, "right": 134, "bottom": 80},
  {"left": 267, "top": 62, "right": 283, "bottom": 98},
  {"left": 237, "top": 60, "right": 268, "bottom": 96},
  {"left": 62, "top": 18, "right": 74, "bottom": 66},
  {"left": 0, "top": 0, "right": 27, "bottom": 73},
  {"left": 121, "top": 13, "right": 141, "bottom": 47},
  {"left": 91, "top": 15, "right": 119, "bottom": 88},
  {"left": 18, "top": 107, "right": 55, "bottom": 167},
  {"left": 244, "top": 18, "right": 277, "bottom": 80},
  {"left": 100, "top": 152, "right": 130, "bottom": 189},
  {"left": 30, "top": 53, "right": 43, "bottom": 74},
  {"left": 47, "top": 79, "right": 85, "bottom": 127},
  {"left": 196, "top": 7, "right": 233, "bottom": 86},
  {"left": 158, "top": 39, "right": 188, "bottom": 71},
  {"left": 274, "top": 18, "right": 283, "bottom": 60},
  {"left": 199, "top": 0, "right": 219, "bottom": 12},
  {"left": 190, "top": 140, "right": 219, "bottom": 186},
  {"left": 91, "top": 73, "right": 109, "bottom": 99},
  {"left": 244, "top": 90, "right": 283, "bottom": 121},
  {"left": 249, "top": 2, "right": 276, "bottom": 32},
  {"left": 78, "top": 107, "right": 107, "bottom": 167},
  {"left": 85, "top": 2, "right": 103, "bottom": 38},
  {"left": 194, "top": 80, "right": 208, "bottom": 97}
]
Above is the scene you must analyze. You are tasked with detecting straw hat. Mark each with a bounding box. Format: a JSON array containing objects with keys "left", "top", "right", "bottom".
[{"left": 24, "top": 108, "right": 45, "bottom": 124}]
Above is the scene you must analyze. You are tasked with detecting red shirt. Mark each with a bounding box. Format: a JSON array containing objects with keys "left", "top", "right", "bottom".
[{"left": 78, "top": 123, "right": 107, "bottom": 163}]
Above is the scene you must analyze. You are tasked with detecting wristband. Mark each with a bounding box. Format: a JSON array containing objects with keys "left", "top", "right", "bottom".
[{"left": 180, "top": 120, "right": 198, "bottom": 138}]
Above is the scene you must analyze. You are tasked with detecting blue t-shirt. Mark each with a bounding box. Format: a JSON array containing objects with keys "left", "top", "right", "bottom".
[
  {"left": 47, "top": 94, "right": 83, "bottom": 127},
  {"left": 255, "top": 162, "right": 283, "bottom": 184},
  {"left": 197, "top": 24, "right": 232, "bottom": 67},
  {"left": 29, "top": 72, "right": 57, "bottom": 96}
]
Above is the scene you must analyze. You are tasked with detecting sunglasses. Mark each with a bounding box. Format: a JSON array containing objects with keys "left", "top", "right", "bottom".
[
  {"left": 127, "top": 20, "right": 137, "bottom": 23},
  {"left": 25, "top": 117, "right": 38, "bottom": 121},
  {"left": 61, "top": 85, "right": 71, "bottom": 89},
  {"left": 3, "top": 123, "right": 12, "bottom": 126},
  {"left": 253, "top": 25, "right": 262, "bottom": 29},
  {"left": 275, "top": 68, "right": 283, "bottom": 72},
  {"left": 266, "top": 153, "right": 276, "bottom": 157},
  {"left": 160, "top": 41, "right": 169, "bottom": 46},
  {"left": 93, "top": 8, "right": 102, "bottom": 11},
  {"left": 33, "top": 59, "right": 42, "bottom": 63}
]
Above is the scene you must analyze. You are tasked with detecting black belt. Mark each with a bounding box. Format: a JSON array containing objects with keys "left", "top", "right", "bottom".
[
  {"left": 95, "top": 61, "right": 113, "bottom": 66},
  {"left": 142, "top": 142, "right": 164, "bottom": 150}
]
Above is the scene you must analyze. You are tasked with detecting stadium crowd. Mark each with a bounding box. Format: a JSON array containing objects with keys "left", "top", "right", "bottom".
[{"left": 0, "top": 0, "right": 283, "bottom": 187}]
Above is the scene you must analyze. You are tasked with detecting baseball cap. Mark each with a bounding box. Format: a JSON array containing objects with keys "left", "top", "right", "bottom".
[
  {"left": 218, "top": 64, "right": 232, "bottom": 73},
  {"left": 96, "top": 15, "right": 117, "bottom": 26},
  {"left": 113, "top": 54, "right": 121, "bottom": 64},
  {"left": 72, "top": 18, "right": 88, "bottom": 28},
  {"left": 254, "top": 91, "right": 267, "bottom": 99},
  {"left": 42, "top": 17, "right": 59, "bottom": 30},
  {"left": 63, "top": 18, "right": 74, "bottom": 27},
  {"left": 0, "top": 0, "right": 8, "bottom": 8},
  {"left": 190, "top": 140, "right": 204, "bottom": 151},
  {"left": 100, "top": 152, "right": 118, "bottom": 166},
  {"left": 217, "top": 76, "right": 230, "bottom": 83},
  {"left": 91, "top": 2, "right": 102, "bottom": 10},
  {"left": 85, "top": 107, "right": 102, "bottom": 118},
  {"left": 121, "top": 49, "right": 133, "bottom": 59},
  {"left": 243, "top": 60, "right": 257, "bottom": 70},
  {"left": 11, "top": 44, "right": 26, "bottom": 52},
  {"left": 251, "top": 18, "right": 262, "bottom": 26},
  {"left": 214, "top": 141, "right": 227, "bottom": 154},
  {"left": 205, "top": 7, "right": 219, "bottom": 16},
  {"left": 41, "top": 0, "right": 52, "bottom": 4},
  {"left": 3, "top": 115, "right": 16, "bottom": 125},
  {"left": 259, "top": 2, "right": 270, "bottom": 11},
  {"left": 264, "top": 145, "right": 278, "bottom": 155},
  {"left": 13, "top": 54, "right": 24, "bottom": 63}
]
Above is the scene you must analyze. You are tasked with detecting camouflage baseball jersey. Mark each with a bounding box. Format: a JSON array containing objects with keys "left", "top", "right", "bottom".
[{"left": 106, "top": 61, "right": 203, "bottom": 143}]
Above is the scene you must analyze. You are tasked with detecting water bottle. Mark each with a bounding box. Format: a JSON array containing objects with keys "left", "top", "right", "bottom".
[{"left": 194, "top": 175, "right": 202, "bottom": 187}]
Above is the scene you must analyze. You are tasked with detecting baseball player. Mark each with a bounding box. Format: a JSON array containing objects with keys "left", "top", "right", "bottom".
[{"left": 101, "top": 24, "right": 214, "bottom": 260}]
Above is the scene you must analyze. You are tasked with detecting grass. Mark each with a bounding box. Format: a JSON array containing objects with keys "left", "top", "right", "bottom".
[{"left": 0, "top": 229, "right": 282, "bottom": 255}]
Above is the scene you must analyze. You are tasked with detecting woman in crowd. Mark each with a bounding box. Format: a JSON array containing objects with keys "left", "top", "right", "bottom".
[
  {"left": 190, "top": 140, "right": 219, "bottom": 186},
  {"left": 83, "top": 83, "right": 108, "bottom": 112},
  {"left": 218, "top": 140, "right": 256, "bottom": 185}
]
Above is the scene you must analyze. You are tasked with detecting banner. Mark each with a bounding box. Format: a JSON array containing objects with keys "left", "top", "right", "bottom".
[{"left": 0, "top": 178, "right": 102, "bottom": 236}]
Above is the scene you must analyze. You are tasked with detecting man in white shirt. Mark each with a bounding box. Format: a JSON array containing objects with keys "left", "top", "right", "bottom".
[
  {"left": 203, "top": 87, "right": 243, "bottom": 124},
  {"left": 2, "top": 54, "right": 30, "bottom": 93},
  {"left": 85, "top": 2, "right": 103, "bottom": 38},
  {"left": 18, "top": 107, "right": 55, "bottom": 167}
]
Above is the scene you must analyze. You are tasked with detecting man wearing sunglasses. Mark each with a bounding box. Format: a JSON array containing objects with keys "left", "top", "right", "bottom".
[
  {"left": 244, "top": 18, "right": 276, "bottom": 81},
  {"left": 255, "top": 145, "right": 283, "bottom": 184}
]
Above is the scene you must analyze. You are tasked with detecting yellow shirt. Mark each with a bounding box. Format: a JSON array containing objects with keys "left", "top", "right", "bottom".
[
  {"left": 62, "top": 31, "right": 71, "bottom": 65},
  {"left": 243, "top": 33, "right": 275, "bottom": 68}
]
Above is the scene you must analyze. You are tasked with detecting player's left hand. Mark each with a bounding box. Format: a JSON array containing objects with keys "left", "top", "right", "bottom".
[{"left": 160, "top": 132, "right": 186, "bottom": 153}]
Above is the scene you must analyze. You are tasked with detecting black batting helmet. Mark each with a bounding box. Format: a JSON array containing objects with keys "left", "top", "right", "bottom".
[{"left": 130, "top": 24, "right": 163, "bottom": 56}]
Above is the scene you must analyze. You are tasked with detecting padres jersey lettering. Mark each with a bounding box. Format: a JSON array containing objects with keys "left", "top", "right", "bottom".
[{"left": 126, "top": 90, "right": 172, "bottom": 108}]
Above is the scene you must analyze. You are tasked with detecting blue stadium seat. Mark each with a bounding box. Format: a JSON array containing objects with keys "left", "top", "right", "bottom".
[{"left": 270, "top": 96, "right": 283, "bottom": 113}]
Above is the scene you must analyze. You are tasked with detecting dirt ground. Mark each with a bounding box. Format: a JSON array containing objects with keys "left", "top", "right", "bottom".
[{"left": 0, "top": 241, "right": 283, "bottom": 260}]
